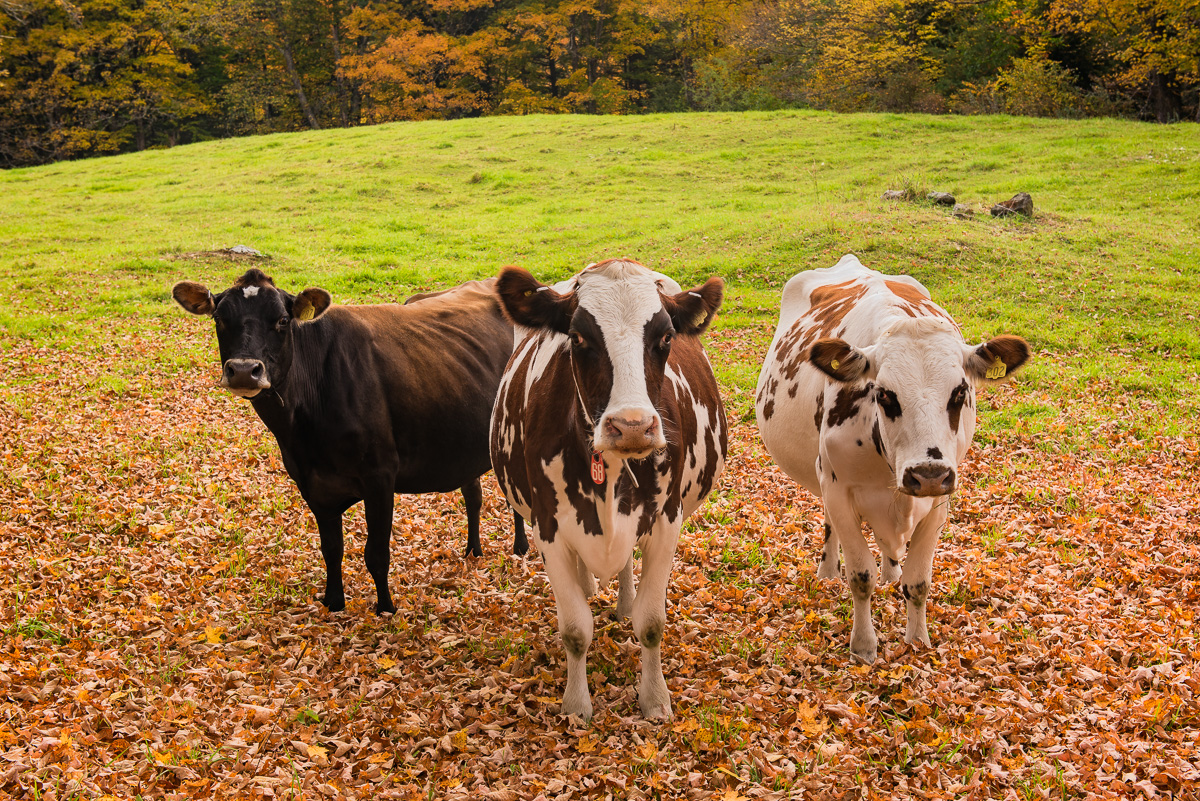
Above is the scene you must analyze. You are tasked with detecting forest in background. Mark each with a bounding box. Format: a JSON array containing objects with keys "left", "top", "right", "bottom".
[{"left": 2, "top": 0, "right": 1199, "bottom": 167}]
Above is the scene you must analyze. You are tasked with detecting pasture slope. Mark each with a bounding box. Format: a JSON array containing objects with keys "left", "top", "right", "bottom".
[{"left": 1, "top": 111, "right": 1198, "bottom": 799}]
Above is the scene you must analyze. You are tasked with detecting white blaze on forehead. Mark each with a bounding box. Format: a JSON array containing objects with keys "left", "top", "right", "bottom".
[
  {"left": 242, "top": 286, "right": 260, "bottom": 298},
  {"left": 575, "top": 261, "right": 664, "bottom": 424}
]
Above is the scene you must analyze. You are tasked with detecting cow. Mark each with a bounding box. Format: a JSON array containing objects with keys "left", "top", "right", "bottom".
[
  {"left": 172, "top": 269, "right": 527, "bottom": 615},
  {"left": 490, "top": 259, "right": 728, "bottom": 720},
  {"left": 755, "top": 254, "right": 1029, "bottom": 664}
]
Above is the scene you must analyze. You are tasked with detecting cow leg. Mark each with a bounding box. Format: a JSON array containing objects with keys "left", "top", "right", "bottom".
[
  {"left": 816, "top": 520, "right": 841, "bottom": 580},
  {"left": 512, "top": 509, "right": 529, "bottom": 556},
  {"left": 312, "top": 505, "right": 346, "bottom": 612},
  {"left": 615, "top": 555, "right": 634, "bottom": 619},
  {"left": 901, "top": 503, "right": 947, "bottom": 648},
  {"left": 632, "top": 521, "right": 679, "bottom": 720},
  {"left": 880, "top": 549, "right": 903, "bottom": 584},
  {"left": 461, "top": 479, "right": 483, "bottom": 558},
  {"left": 576, "top": 553, "right": 597, "bottom": 598},
  {"left": 363, "top": 490, "right": 397, "bottom": 615},
  {"left": 826, "top": 497, "right": 876, "bottom": 664},
  {"left": 542, "top": 546, "right": 594, "bottom": 720}
]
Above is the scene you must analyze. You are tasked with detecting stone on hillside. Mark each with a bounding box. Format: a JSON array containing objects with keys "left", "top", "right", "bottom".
[
  {"left": 952, "top": 204, "right": 974, "bottom": 219},
  {"left": 928, "top": 191, "right": 956, "bottom": 206},
  {"left": 991, "top": 192, "right": 1034, "bottom": 218},
  {"left": 882, "top": 189, "right": 911, "bottom": 201},
  {"left": 226, "top": 245, "right": 265, "bottom": 256}
]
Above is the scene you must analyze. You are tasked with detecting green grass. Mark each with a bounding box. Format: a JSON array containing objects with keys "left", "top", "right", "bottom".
[{"left": 2, "top": 110, "right": 1198, "bottom": 439}]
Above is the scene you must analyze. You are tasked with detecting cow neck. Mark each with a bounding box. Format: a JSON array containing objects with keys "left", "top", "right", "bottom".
[{"left": 570, "top": 349, "right": 638, "bottom": 489}]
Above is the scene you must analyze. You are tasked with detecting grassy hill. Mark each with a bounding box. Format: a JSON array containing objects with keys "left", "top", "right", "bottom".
[
  {"left": 2, "top": 112, "right": 1199, "bottom": 799},
  {"left": 3, "top": 110, "right": 1198, "bottom": 439}
]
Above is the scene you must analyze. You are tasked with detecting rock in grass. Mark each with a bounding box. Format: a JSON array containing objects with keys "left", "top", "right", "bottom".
[
  {"left": 882, "top": 189, "right": 912, "bottom": 201},
  {"left": 953, "top": 204, "right": 974, "bottom": 219},
  {"left": 928, "top": 191, "right": 956, "bottom": 206},
  {"left": 991, "top": 192, "right": 1034, "bottom": 217}
]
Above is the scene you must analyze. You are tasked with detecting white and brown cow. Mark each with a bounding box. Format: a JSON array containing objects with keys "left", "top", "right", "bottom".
[
  {"left": 756, "top": 254, "right": 1029, "bottom": 664},
  {"left": 491, "top": 259, "right": 728, "bottom": 720}
]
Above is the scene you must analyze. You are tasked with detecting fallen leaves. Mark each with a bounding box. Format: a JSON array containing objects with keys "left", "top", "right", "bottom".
[{"left": 1, "top": 324, "right": 1199, "bottom": 799}]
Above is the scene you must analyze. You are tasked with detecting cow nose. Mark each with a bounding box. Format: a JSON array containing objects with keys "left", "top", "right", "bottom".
[
  {"left": 605, "top": 414, "right": 658, "bottom": 439},
  {"left": 222, "top": 358, "right": 269, "bottom": 391},
  {"left": 901, "top": 462, "right": 956, "bottom": 496}
]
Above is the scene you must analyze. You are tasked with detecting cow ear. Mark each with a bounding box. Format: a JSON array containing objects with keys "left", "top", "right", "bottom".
[
  {"left": 495, "top": 266, "right": 574, "bottom": 333},
  {"left": 810, "top": 338, "right": 873, "bottom": 383},
  {"left": 966, "top": 335, "right": 1030, "bottom": 382},
  {"left": 666, "top": 277, "right": 724, "bottom": 335},
  {"left": 291, "top": 288, "right": 331, "bottom": 322},
  {"left": 173, "top": 281, "right": 216, "bottom": 315}
]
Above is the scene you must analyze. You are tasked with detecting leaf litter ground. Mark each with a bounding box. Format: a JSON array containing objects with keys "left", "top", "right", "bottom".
[{"left": 1, "top": 323, "right": 1198, "bottom": 800}]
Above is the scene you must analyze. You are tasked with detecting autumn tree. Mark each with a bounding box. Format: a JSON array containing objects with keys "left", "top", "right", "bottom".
[{"left": 0, "top": 0, "right": 213, "bottom": 166}]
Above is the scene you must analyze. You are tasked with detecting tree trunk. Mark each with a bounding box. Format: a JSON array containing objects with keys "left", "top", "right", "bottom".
[
  {"left": 277, "top": 40, "right": 321, "bottom": 129},
  {"left": 329, "top": 1, "right": 350, "bottom": 127},
  {"left": 1150, "top": 71, "right": 1181, "bottom": 123}
]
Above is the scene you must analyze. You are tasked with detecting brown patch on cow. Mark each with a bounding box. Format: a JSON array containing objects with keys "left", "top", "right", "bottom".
[
  {"left": 233, "top": 268, "right": 276, "bottom": 289},
  {"left": 884, "top": 280, "right": 955, "bottom": 323},
  {"left": 761, "top": 399, "right": 775, "bottom": 421},
  {"left": 813, "top": 393, "right": 824, "bottom": 431},
  {"left": 774, "top": 280, "right": 869, "bottom": 382}
]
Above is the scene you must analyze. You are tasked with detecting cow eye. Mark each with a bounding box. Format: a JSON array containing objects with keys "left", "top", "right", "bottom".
[
  {"left": 949, "top": 385, "right": 968, "bottom": 408},
  {"left": 659, "top": 332, "right": 673, "bottom": 349},
  {"left": 876, "top": 388, "right": 902, "bottom": 419},
  {"left": 570, "top": 332, "right": 587, "bottom": 349},
  {"left": 276, "top": 316, "right": 290, "bottom": 330}
]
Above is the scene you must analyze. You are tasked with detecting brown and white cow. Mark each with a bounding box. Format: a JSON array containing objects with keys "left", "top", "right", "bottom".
[
  {"left": 174, "top": 270, "right": 526, "bottom": 615},
  {"left": 756, "top": 254, "right": 1029, "bottom": 664},
  {"left": 491, "top": 259, "right": 728, "bottom": 720}
]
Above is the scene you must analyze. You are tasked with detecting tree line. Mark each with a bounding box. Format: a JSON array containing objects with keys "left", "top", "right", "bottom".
[{"left": 2, "top": 0, "right": 1197, "bottom": 167}]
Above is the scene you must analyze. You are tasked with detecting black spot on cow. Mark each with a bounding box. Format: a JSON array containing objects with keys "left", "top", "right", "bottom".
[
  {"left": 831, "top": 470, "right": 837, "bottom": 482},
  {"left": 814, "top": 393, "right": 825, "bottom": 431},
  {"left": 823, "top": 522, "right": 831, "bottom": 543},
  {"left": 947, "top": 378, "right": 969, "bottom": 434},
  {"left": 902, "top": 580, "right": 929, "bottom": 607},
  {"left": 856, "top": 439, "right": 863, "bottom": 447},
  {"left": 849, "top": 570, "right": 872, "bottom": 598},
  {"left": 826, "top": 382, "right": 874, "bottom": 427},
  {"left": 871, "top": 419, "right": 886, "bottom": 458},
  {"left": 876, "top": 387, "right": 902, "bottom": 420},
  {"left": 927, "top": 447, "right": 943, "bottom": 460}
]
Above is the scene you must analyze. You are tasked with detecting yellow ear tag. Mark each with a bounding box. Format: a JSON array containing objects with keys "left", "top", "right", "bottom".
[
  {"left": 297, "top": 304, "right": 315, "bottom": 321},
  {"left": 830, "top": 358, "right": 841, "bottom": 371},
  {"left": 985, "top": 356, "right": 1006, "bottom": 380}
]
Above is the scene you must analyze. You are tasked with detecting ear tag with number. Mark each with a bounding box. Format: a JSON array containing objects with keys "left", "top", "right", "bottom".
[
  {"left": 985, "top": 356, "right": 1006, "bottom": 380},
  {"left": 297, "top": 303, "right": 315, "bottom": 321},
  {"left": 830, "top": 358, "right": 841, "bottom": 371},
  {"left": 590, "top": 451, "right": 606, "bottom": 484}
]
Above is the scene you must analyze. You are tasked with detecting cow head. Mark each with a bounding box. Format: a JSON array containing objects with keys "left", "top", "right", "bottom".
[
  {"left": 496, "top": 259, "right": 723, "bottom": 458},
  {"left": 811, "top": 319, "right": 1029, "bottom": 497},
  {"left": 172, "top": 269, "right": 331, "bottom": 399}
]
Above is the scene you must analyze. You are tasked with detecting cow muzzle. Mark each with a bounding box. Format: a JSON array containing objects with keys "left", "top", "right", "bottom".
[
  {"left": 900, "top": 462, "right": 956, "bottom": 497},
  {"left": 221, "top": 358, "right": 271, "bottom": 398},
  {"left": 598, "top": 408, "right": 665, "bottom": 458}
]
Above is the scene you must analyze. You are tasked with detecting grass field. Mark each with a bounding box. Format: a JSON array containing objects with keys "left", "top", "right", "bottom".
[{"left": 1, "top": 111, "right": 1198, "bottom": 799}]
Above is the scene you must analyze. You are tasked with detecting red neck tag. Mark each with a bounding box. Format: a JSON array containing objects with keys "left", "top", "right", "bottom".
[{"left": 590, "top": 451, "right": 606, "bottom": 484}]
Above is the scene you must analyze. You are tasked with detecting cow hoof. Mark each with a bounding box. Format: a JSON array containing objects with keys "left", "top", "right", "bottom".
[
  {"left": 464, "top": 545, "right": 483, "bottom": 558},
  {"left": 321, "top": 594, "right": 345, "bottom": 612},
  {"left": 639, "top": 698, "right": 673, "bottom": 720},
  {"left": 850, "top": 645, "right": 877, "bottom": 666},
  {"left": 561, "top": 698, "right": 593, "bottom": 722},
  {"left": 904, "top": 633, "right": 932, "bottom": 649},
  {"left": 816, "top": 558, "right": 841, "bottom": 580},
  {"left": 375, "top": 601, "right": 396, "bottom": 615}
]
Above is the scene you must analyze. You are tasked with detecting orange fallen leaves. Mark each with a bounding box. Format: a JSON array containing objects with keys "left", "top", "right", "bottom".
[{"left": 1, "top": 326, "right": 1198, "bottom": 799}]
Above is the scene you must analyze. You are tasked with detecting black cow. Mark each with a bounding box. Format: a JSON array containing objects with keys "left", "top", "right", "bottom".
[{"left": 173, "top": 269, "right": 527, "bottom": 614}]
